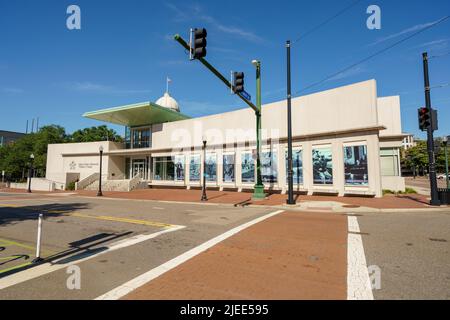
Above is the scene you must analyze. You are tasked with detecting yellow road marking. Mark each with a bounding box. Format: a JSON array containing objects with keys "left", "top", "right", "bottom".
[
  {"left": 69, "top": 212, "right": 176, "bottom": 228},
  {"left": 0, "top": 203, "right": 19, "bottom": 207},
  {"left": 0, "top": 239, "right": 36, "bottom": 251},
  {"left": 0, "top": 203, "right": 176, "bottom": 228},
  {"left": 0, "top": 262, "right": 32, "bottom": 274}
]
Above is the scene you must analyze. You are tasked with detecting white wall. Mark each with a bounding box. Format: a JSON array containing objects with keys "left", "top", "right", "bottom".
[
  {"left": 151, "top": 80, "right": 379, "bottom": 149},
  {"left": 46, "top": 141, "right": 121, "bottom": 184},
  {"left": 377, "top": 96, "right": 402, "bottom": 136}
]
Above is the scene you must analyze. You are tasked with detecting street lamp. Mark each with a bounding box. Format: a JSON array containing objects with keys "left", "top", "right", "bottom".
[
  {"left": 443, "top": 136, "right": 450, "bottom": 189},
  {"left": 201, "top": 135, "right": 208, "bottom": 201},
  {"left": 251, "top": 59, "right": 265, "bottom": 200},
  {"left": 97, "top": 145, "right": 104, "bottom": 197},
  {"left": 27, "top": 153, "right": 34, "bottom": 193}
]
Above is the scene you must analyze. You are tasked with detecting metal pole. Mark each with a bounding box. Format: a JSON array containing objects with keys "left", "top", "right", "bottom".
[
  {"left": 422, "top": 52, "right": 440, "bottom": 205},
  {"left": 27, "top": 159, "right": 33, "bottom": 193},
  {"left": 445, "top": 141, "right": 449, "bottom": 189},
  {"left": 253, "top": 61, "right": 265, "bottom": 200},
  {"left": 173, "top": 34, "right": 259, "bottom": 114},
  {"left": 32, "top": 213, "right": 44, "bottom": 263},
  {"left": 201, "top": 140, "right": 208, "bottom": 201},
  {"left": 97, "top": 150, "right": 103, "bottom": 197},
  {"left": 286, "top": 40, "right": 295, "bottom": 205}
]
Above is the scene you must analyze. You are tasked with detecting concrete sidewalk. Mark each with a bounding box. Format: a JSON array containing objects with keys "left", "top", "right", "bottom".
[{"left": 124, "top": 211, "right": 348, "bottom": 300}]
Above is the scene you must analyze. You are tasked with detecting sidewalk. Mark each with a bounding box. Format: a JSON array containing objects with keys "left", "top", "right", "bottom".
[
  {"left": 73, "top": 188, "right": 432, "bottom": 209},
  {"left": 124, "top": 211, "right": 348, "bottom": 300}
]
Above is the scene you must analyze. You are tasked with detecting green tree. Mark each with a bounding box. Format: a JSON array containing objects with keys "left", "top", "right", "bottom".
[
  {"left": 70, "top": 125, "right": 123, "bottom": 143},
  {"left": 0, "top": 125, "right": 67, "bottom": 181},
  {"left": 403, "top": 138, "right": 448, "bottom": 174}
]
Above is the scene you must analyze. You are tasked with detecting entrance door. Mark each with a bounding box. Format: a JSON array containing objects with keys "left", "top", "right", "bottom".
[{"left": 132, "top": 160, "right": 146, "bottom": 179}]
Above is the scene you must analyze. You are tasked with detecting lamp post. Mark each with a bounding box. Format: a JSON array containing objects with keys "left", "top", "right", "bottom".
[
  {"left": 97, "top": 146, "right": 103, "bottom": 197},
  {"left": 443, "top": 135, "right": 450, "bottom": 189},
  {"left": 251, "top": 59, "right": 265, "bottom": 200},
  {"left": 201, "top": 136, "right": 208, "bottom": 201},
  {"left": 27, "top": 153, "right": 34, "bottom": 193}
]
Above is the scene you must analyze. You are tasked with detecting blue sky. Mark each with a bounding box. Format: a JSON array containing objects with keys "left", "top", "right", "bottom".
[{"left": 0, "top": 0, "right": 449, "bottom": 139}]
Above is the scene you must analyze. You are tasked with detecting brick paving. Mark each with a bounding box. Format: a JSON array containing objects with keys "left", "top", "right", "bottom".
[
  {"left": 124, "top": 211, "right": 348, "bottom": 300},
  {"left": 72, "top": 188, "right": 431, "bottom": 209}
]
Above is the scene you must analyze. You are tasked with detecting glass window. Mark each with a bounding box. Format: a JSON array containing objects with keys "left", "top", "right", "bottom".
[
  {"left": 261, "top": 151, "right": 277, "bottom": 183},
  {"left": 125, "top": 157, "right": 131, "bottom": 179},
  {"left": 380, "top": 148, "right": 400, "bottom": 176},
  {"left": 344, "top": 145, "right": 368, "bottom": 186},
  {"left": 285, "top": 149, "right": 303, "bottom": 185},
  {"left": 152, "top": 156, "right": 175, "bottom": 181},
  {"left": 205, "top": 153, "right": 217, "bottom": 182},
  {"left": 190, "top": 154, "right": 201, "bottom": 182},
  {"left": 174, "top": 155, "right": 185, "bottom": 181},
  {"left": 132, "top": 127, "right": 151, "bottom": 149},
  {"left": 125, "top": 127, "right": 131, "bottom": 149},
  {"left": 223, "top": 154, "right": 235, "bottom": 183},
  {"left": 312, "top": 147, "right": 333, "bottom": 185},
  {"left": 241, "top": 152, "right": 255, "bottom": 183}
]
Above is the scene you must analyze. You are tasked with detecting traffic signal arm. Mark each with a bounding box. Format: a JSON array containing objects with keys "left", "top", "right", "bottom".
[{"left": 173, "top": 34, "right": 259, "bottom": 114}]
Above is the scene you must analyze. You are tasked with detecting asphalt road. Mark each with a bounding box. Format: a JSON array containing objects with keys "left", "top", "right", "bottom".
[
  {"left": 0, "top": 193, "right": 274, "bottom": 299},
  {"left": 358, "top": 210, "right": 450, "bottom": 299}
]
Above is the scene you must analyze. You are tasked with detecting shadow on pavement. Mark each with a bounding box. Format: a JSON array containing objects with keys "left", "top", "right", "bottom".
[{"left": 0, "top": 202, "right": 90, "bottom": 227}]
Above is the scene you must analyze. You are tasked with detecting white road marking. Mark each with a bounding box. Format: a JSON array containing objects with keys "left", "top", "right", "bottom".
[
  {"left": 0, "top": 226, "right": 185, "bottom": 290},
  {"left": 347, "top": 215, "right": 374, "bottom": 300},
  {"left": 96, "top": 209, "right": 285, "bottom": 300},
  {"left": 152, "top": 207, "right": 165, "bottom": 210}
]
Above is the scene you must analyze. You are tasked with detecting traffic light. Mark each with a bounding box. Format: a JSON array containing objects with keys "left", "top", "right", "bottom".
[
  {"left": 418, "top": 107, "right": 439, "bottom": 131},
  {"left": 192, "top": 28, "right": 207, "bottom": 59},
  {"left": 418, "top": 107, "right": 431, "bottom": 131},
  {"left": 233, "top": 72, "right": 244, "bottom": 93}
]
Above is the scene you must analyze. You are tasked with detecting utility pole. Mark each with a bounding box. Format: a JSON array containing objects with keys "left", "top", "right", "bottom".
[
  {"left": 286, "top": 40, "right": 295, "bottom": 205},
  {"left": 422, "top": 52, "right": 440, "bottom": 206}
]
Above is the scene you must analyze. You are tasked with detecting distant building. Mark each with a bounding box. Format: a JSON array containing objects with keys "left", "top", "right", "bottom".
[
  {"left": 0, "top": 130, "right": 25, "bottom": 147},
  {"left": 402, "top": 134, "right": 416, "bottom": 150}
]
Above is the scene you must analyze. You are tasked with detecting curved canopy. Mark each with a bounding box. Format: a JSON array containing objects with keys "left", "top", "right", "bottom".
[{"left": 83, "top": 101, "right": 190, "bottom": 127}]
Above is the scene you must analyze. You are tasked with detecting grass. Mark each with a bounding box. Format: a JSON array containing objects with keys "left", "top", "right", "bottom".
[{"left": 383, "top": 187, "right": 417, "bottom": 196}]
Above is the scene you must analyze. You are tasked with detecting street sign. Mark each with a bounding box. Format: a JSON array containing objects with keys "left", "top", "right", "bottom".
[{"left": 241, "top": 90, "right": 251, "bottom": 101}]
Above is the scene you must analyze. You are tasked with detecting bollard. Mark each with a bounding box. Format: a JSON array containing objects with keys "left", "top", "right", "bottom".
[{"left": 32, "top": 213, "right": 44, "bottom": 263}]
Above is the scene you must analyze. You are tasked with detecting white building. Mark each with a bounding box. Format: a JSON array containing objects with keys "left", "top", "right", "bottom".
[
  {"left": 402, "top": 134, "right": 416, "bottom": 150},
  {"left": 44, "top": 79, "right": 407, "bottom": 196}
]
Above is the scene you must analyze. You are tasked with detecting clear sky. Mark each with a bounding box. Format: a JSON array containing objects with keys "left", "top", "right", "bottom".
[{"left": 1, "top": 0, "right": 449, "bottom": 139}]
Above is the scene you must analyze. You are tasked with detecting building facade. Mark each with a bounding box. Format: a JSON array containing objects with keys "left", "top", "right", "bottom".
[
  {"left": 0, "top": 130, "right": 25, "bottom": 147},
  {"left": 45, "top": 80, "right": 407, "bottom": 196}
]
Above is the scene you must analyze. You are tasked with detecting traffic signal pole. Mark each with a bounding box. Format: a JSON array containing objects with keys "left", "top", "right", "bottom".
[
  {"left": 174, "top": 33, "right": 265, "bottom": 200},
  {"left": 422, "top": 52, "right": 440, "bottom": 206},
  {"left": 253, "top": 61, "right": 265, "bottom": 199},
  {"left": 173, "top": 34, "right": 258, "bottom": 114}
]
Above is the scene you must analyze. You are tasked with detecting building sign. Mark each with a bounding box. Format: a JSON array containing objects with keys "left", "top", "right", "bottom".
[
  {"left": 312, "top": 147, "right": 333, "bottom": 185},
  {"left": 190, "top": 155, "right": 201, "bottom": 182},
  {"left": 344, "top": 145, "right": 368, "bottom": 186},
  {"left": 223, "top": 154, "right": 235, "bottom": 183},
  {"left": 261, "top": 151, "right": 277, "bottom": 183},
  {"left": 174, "top": 155, "right": 185, "bottom": 181},
  {"left": 241, "top": 153, "right": 255, "bottom": 183},
  {"left": 285, "top": 149, "right": 303, "bottom": 185},
  {"left": 68, "top": 161, "right": 99, "bottom": 171}
]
